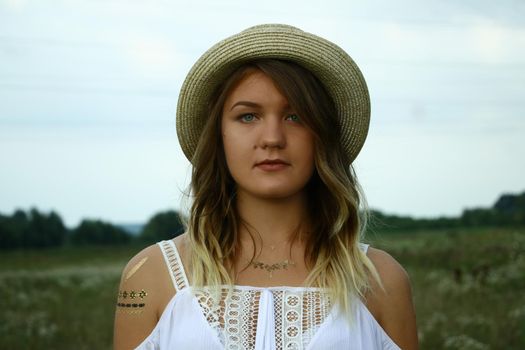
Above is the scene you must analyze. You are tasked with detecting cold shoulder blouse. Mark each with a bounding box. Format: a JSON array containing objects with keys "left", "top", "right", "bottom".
[{"left": 135, "top": 240, "right": 401, "bottom": 350}]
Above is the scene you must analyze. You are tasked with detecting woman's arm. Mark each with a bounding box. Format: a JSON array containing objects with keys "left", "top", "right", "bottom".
[
  {"left": 113, "top": 244, "right": 175, "bottom": 350},
  {"left": 365, "top": 247, "right": 419, "bottom": 350}
]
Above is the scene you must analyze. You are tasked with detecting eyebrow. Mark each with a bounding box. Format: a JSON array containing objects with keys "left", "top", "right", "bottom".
[
  {"left": 229, "top": 101, "right": 291, "bottom": 111},
  {"left": 230, "top": 101, "right": 261, "bottom": 111}
]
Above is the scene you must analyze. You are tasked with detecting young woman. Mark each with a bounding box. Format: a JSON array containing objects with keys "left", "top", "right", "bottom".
[{"left": 114, "top": 24, "right": 418, "bottom": 350}]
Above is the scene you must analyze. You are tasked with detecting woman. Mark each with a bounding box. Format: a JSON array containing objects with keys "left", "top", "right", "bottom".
[{"left": 114, "top": 24, "right": 418, "bottom": 350}]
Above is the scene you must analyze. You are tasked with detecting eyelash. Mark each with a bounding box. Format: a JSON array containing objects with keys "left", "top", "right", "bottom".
[{"left": 238, "top": 113, "right": 301, "bottom": 123}]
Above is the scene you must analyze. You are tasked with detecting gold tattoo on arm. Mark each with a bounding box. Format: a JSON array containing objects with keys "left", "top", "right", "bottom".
[
  {"left": 118, "top": 289, "right": 148, "bottom": 299},
  {"left": 118, "top": 256, "right": 149, "bottom": 315},
  {"left": 125, "top": 257, "right": 149, "bottom": 281},
  {"left": 116, "top": 289, "right": 148, "bottom": 315}
]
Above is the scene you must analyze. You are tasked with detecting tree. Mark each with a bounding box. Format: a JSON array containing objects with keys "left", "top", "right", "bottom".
[
  {"left": 139, "top": 210, "right": 185, "bottom": 243},
  {"left": 0, "top": 208, "right": 67, "bottom": 249},
  {"left": 23, "top": 208, "right": 67, "bottom": 248},
  {"left": 493, "top": 192, "right": 525, "bottom": 225},
  {"left": 0, "top": 213, "right": 21, "bottom": 249},
  {"left": 71, "top": 219, "right": 131, "bottom": 245}
]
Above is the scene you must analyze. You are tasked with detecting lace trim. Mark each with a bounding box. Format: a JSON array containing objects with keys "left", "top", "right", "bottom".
[
  {"left": 157, "top": 240, "right": 188, "bottom": 291},
  {"left": 157, "top": 240, "right": 369, "bottom": 349},
  {"left": 193, "top": 287, "right": 332, "bottom": 350}
]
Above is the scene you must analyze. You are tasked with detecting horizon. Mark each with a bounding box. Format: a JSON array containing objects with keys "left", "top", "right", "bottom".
[
  {"left": 1, "top": 1, "right": 524, "bottom": 227},
  {"left": 3, "top": 188, "right": 522, "bottom": 229}
]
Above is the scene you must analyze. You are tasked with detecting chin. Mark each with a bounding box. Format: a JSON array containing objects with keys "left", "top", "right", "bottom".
[{"left": 244, "top": 185, "right": 307, "bottom": 201}]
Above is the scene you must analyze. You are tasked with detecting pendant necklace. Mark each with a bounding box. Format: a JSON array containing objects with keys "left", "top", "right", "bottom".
[
  {"left": 250, "top": 259, "right": 296, "bottom": 278},
  {"left": 248, "top": 238, "right": 296, "bottom": 278}
]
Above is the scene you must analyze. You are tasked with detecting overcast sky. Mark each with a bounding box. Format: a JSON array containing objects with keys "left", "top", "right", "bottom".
[{"left": 0, "top": 0, "right": 524, "bottom": 227}]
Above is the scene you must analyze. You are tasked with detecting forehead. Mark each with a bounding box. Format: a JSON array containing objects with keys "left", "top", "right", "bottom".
[{"left": 223, "top": 69, "right": 288, "bottom": 108}]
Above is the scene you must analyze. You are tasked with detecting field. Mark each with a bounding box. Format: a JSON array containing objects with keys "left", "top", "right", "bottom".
[
  {"left": 369, "top": 227, "right": 525, "bottom": 349},
  {"left": 0, "top": 228, "right": 524, "bottom": 349}
]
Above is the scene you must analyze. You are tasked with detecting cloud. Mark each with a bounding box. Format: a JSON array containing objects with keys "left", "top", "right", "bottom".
[
  {"left": 3, "top": 0, "right": 27, "bottom": 12},
  {"left": 125, "top": 34, "right": 183, "bottom": 76},
  {"left": 469, "top": 20, "right": 525, "bottom": 63}
]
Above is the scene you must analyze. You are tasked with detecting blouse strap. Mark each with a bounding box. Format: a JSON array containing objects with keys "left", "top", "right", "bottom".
[
  {"left": 157, "top": 239, "right": 189, "bottom": 292},
  {"left": 358, "top": 242, "right": 370, "bottom": 254}
]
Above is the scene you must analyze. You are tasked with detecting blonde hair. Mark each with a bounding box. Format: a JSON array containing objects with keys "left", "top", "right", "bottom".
[{"left": 186, "top": 59, "right": 382, "bottom": 320}]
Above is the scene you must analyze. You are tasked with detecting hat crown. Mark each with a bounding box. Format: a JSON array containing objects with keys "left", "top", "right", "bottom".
[
  {"left": 240, "top": 23, "right": 304, "bottom": 35},
  {"left": 177, "top": 23, "right": 370, "bottom": 165}
]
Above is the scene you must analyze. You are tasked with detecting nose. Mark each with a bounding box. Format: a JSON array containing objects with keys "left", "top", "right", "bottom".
[{"left": 258, "top": 116, "right": 286, "bottom": 149}]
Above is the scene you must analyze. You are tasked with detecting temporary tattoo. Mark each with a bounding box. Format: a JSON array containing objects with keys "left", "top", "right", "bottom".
[
  {"left": 116, "top": 308, "right": 144, "bottom": 315},
  {"left": 117, "top": 302, "right": 146, "bottom": 308},
  {"left": 116, "top": 289, "right": 147, "bottom": 315},
  {"left": 125, "top": 257, "right": 148, "bottom": 281},
  {"left": 118, "top": 289, "right": 148, "bottom": 300},
  {"left": 125, "top": 309, "right": 143, "bottom": 315}
]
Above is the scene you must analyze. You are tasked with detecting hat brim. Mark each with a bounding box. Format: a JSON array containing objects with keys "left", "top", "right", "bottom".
[{"left": 176, "top": 24, "right": 370, "bottom": 164}]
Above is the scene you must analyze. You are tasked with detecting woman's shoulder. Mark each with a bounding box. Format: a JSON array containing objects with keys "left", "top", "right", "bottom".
[
  {"left": 122, "top": 242, "right": 165, "bottom": 277},
  {"left": 366, "top": 247, "right": 411, "bottom": 293},
  {"left": 172, "top": 232, "right": 190, "bottom": 257},
  {"left": 121, "top": 233, "right": 189, "bottom": 287},
  {"left": 113, "top": 239, "right": 180, "bottom": 349},
  {"left": 363, "top": 246, "right": 419, "bottom": 349},
  {"left": 121, "top": 235, "right": 191, "bottom": 304},
  {"left": 119, "top": 242, "right": 174, "bottom": 296}
]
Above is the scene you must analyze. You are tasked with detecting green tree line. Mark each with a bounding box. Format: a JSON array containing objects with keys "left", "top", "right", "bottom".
[
  {"left": 0, "top": 209, "right": 185, "bottom": 250},
  {"left": 371, "top": 191, "right": 525, "bottom": 232},
  {"left": 1, "top": 191, "right": 523, "bottom": 250}
]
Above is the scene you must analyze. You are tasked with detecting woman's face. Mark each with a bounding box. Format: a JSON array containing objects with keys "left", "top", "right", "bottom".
[{"left": 221, "top": 69, "right": 315, "bottom": 201}]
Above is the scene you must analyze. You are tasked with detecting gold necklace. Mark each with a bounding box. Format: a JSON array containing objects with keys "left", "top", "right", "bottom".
[
  {"left": 249, "top": 258, "right": 296, "bottom": 278},
  {"left": 243, "top": 237, "right": 296, "bottom": 278}
]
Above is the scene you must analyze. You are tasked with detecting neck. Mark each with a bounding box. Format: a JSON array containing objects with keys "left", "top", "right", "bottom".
[{"left": 235, "top": 190, "right": 310, "bottom": 246}]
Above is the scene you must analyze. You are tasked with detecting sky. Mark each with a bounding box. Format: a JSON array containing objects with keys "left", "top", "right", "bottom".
[{"left": 0, "top": 0, "right": 524, "bottom": 228}]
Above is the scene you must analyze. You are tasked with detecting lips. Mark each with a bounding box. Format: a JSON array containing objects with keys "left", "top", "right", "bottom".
[
  {"left": 255, "top": 159, "right": 289, "bottom": 166},
  {"left": 255, "top": 159, "right": 290, "bottom": 171}
]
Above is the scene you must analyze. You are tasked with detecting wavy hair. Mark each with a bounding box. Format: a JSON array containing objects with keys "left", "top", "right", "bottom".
[{"left": 186, "top": 59, "right": 382, "bottom": 320}]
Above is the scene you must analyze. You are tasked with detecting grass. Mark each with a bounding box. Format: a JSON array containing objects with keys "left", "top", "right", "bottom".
[
  {"left": 0, "top": 244, "right": 145, "bottom": 350},
  {"left": 1, "top": 228, "right": 524, "bottom": 349},
  {"left": 366, "top": 227, "right": 525, "bottom": 349}
]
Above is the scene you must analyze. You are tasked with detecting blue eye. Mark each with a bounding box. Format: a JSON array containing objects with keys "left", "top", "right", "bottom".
[{"left": 240, "top": 113, "right": 256, "bottom": 122}]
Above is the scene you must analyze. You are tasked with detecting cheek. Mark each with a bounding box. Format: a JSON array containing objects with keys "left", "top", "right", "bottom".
[
  {"left": 291, "top": 133, "right": 316, "bottom": 183},
  {"left": 300, "top": 133, "right": 316, "bottom": 166},
  {"left": 222, "top": 132, "right": 250, "bottom": 175},
  {"left": 222, "top": 133, "right": 235, "bottom": 167}
]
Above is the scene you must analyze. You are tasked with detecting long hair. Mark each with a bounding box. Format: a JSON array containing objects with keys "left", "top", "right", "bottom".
[{"left": 186, "top": 59, "right": 382, "bottom": 320}]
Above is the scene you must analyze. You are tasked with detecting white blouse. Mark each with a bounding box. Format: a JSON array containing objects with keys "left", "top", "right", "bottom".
[{"left": 135, "top": 240, "right": 401, "bottom": 350}]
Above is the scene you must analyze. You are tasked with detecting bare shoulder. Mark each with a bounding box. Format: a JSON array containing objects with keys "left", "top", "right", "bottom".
[
  {"left": 364, "top": 247, "right": 419, "bottom": 350},
  {"left": 172, "top": 232, "right": 192, "bottom": 271},
  {"left": 113, "top": 242, "right": 176, "bottom": 350},
  {"left": 173, "top": 232, "right": 190, "bottom": 258},
  {"left": 366, "top": 247, "right": 411, "bottom": 294}
]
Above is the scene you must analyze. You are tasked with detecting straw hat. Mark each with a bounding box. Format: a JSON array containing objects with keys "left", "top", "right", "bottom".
[{"left": 176, "top": 23, "right": 370, "bottom": 164}]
